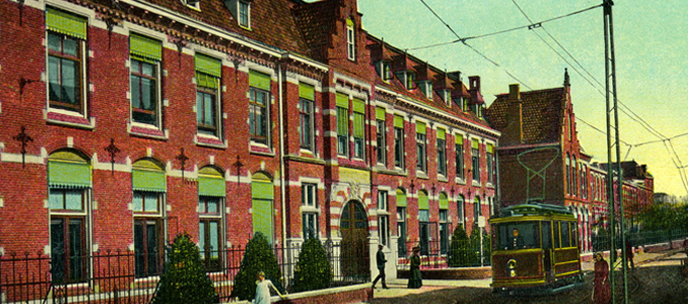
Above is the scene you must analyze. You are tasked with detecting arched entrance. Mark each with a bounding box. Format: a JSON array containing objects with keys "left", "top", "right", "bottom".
[{"left": 340, "top": 200, "right": 369, "bottom": 280}]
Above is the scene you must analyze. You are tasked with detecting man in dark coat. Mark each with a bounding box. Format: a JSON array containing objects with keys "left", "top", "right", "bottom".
[{"left": 372, "top": 244, "right": 388, "bottom": 289}]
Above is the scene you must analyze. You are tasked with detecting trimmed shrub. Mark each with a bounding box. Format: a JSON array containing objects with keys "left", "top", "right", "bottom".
[
  {"left": 231, "top": 232, "right": 283, "bottom": 301},
  {"left": 150, "top": 233, "right": 218, "bottom": 304},
  {"left": 448, "top": 225, "right": 477, "bottom": 267},
  {"left": 468, "top": 225, "right": 491, "bottom": 266},
  {"left": 292, "top": 238, "right": 332, "bottom": 292}
]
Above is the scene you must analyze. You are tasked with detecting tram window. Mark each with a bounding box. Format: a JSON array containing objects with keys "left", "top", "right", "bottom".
[
  {"left": 496, "top": 222, "right": 540, "bottom": 250},
  {"left": 570, "top": 222, "right": 578, "bottom": 247},
  {"left": 553, "top": 221, "right": 560, "bottom": 248},
  {"left": 561, "top": 221, "right": 571, "bottom": 247},
  {"left": 542, "top": 221, "right": 551, "bottom": 249}
]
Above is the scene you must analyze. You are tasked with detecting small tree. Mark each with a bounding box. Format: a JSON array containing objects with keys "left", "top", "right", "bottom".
[
  {"left": 448, "top": 225, "right": 476, "bottom": 267},
  {"left": 151, "top": 233, "right": 217, "bottom": 304},
  {"left": 231, "top": 232, "right": 283, "bottom": 301},
  {"left": 292, "top": 238, "right": 332, "bottom": 292},
  {"left": 467, "top": 225, "right": 491, "bottom": 266}
]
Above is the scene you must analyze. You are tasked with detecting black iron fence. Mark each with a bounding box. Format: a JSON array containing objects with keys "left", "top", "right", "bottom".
[
  {"left": 0, "top": 239, "right": 364, "bottom": 304},
  {"left": 398, "top": 237, "right": 492, "bottom": 271},
  {"left": 591, "top": 228, "right": 688, "bottom": 253}
]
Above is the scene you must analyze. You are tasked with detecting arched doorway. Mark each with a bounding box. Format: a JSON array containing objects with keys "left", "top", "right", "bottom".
[{"left": 340, "top": 200, "right": 369, "bottom": 280}]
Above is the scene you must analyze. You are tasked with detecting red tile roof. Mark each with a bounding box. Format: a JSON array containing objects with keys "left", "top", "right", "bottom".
[{"left": 485, "top": 87, "right": 566, "bottom": 144}]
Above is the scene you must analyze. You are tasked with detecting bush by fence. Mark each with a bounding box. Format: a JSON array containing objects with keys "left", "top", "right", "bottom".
[
  {"left": 291, "top": 238, "right": 332, "bottom": 293},
  {"left": 231, "top": 232, "right": 283, "bottom": 301}
]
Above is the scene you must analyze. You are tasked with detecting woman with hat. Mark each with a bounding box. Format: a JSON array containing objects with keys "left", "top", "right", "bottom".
[
  {"left": 407, "top": 246, "right": 423, "bottom": 288},
  {"left": 592, "top": 252, "right": 611, "bottom": 304}
]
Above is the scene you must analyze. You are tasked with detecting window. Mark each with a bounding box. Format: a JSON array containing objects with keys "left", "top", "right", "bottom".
[
  {"left": 396, "top": 188, "right": 407, "bottom": 258},
  {"left": 353, "top": 98, "right": 365, "bottom": 159},
  {"left": 418, "top": 190, "right": 430, "bottom": 255},
  {"left": 132, "top": 159, "right": 166, "bottom": 278},
  {"left": 437, "top": 128, "right": 447, "bottom": 176},
  {"left": 474, "top": 197, "right": 481, "bottom": 224},
  {"left": 183, "top": 0, "right": 200, "bottom": 10},
  {"left": 130, "top": 34, "right": 162, "bottom": 127},
  {"left": 394, "top": 115, "right": 405, "bottom": 168},
  {"left": 198, "top": 167, "right": 225, "bottom": 272},
  {"left": 376, "top": 61, "right": 391, "bottom": 82},
  {"left": 419, "top": 81, "right": 433, "bottom": 100},
  {"left": 46, "top": 8, "right": 87, "bottom": 114},
  {"left": 376, "top": 107, "right": 386, "bottom": 165},
  {"left": 440, "top": 89, "right": 451, "bottom": 106},
  {"left": 454, "top": 96, "right": 466, "bottom": 111},
  {"left": 252, "top": 173, "right": 275, "bottom": 243},
  {"left": 566, "top": 155, "right": 571, "bottom": 195},
  {"left": 195, "top": 54, "right": 222, "bottom": 137},
  {"left": 48, "top": 151, "right": 91, "bottom": 284},
  {"left": 346, "top": 18, "right": 355, "bottom": 60},
  {"left": 249, "top": 70, "right": 271, "bottom": 145},
  {"left": 471, "top": 139, "right": 480, "bottom": 182},
  {"left": 581, "top": 165, "right": 587, "bottom": 199},
  {"left": 455, "top": 135, "right": 464, "bottom": 179},
  {"left": 302, "top": 183, "right": 318, "bottom": 239},
  {"left": 457, "top": 195, "right": 465, "bottom": 227},
  {"left": 487, "top": 144, "right": 495, "bottom": 184},
  {"left": 416, "top": 122, "right": 427, "bottom": 172},
  {"left": 336, "top": 93, "right": 349, "bottom": 156},
  {"left": 573, "top": 156, "right": 578, "bottom": 197},
  {"left": 378, "top": 191, "right": 389, "bottom": 247},
  {"left": 439, "top": 209, "right": 448, "bottom": 254},
  {"left": 299, "top": 83, "right": 315, "bottom": 150},
  {"left": 239, "top": 0, "right": 250, "bottom": 28}
]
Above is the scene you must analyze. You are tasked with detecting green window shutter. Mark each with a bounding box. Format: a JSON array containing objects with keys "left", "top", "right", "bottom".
[
  {"left": 336, "top": 93, "right": 349, "bottom": 108},
  {"left": 249, "top": 70, "right": 271, "bottom": 91},
  {"left": 346, "top": 18, "right": 354, "bottom": 27},
  {"left": 198, "top": 176, "right": 226, "bottom": 197},
  {"left": 439, "top": 194, "right": 449, "bottom": 209},
  {"left": 376, "top": 107, "right": 386, "bottom": 121},
  {"left": 396, "top": 189, "right": 407, "bottom": 207},
  {"left": 130, "top": 33, "right": 162, "bottom": 62},
  {"left": 252, "top": 199, "right": 274, "bottom": 243},
  {"left": 472, "top": 139, "right": 480, "bottom": 149},
  {"left": 337, "top": 107, "right": 349, "bottom": 135},
  {"left": 418, "top": 192, "right": 429, "bottom": 210},
  {"left": 416, "top": 121, "right": 426, "bottom": 135},
  {"left": 48, "top": 161, "right": 91, "bottom": 188},
  {"left": 437, "top": 128, "right": 446, "bottom": 140},
  {"left": 352, "top": 98, "right": 365, "bottom": 114},
  {"left": 394, "top": 115, "right": 404, "bottom": 128},
  {"left": 455, "top": 134, "right": 464, "bottom": 145},
  {"left": 196, "top": 72, "right": 218, "bottom": 89},
  {"left": 132, "top": 169, "right": 166, "bottom": 192},
  {"left": 46, "top": 8, "right": 87, "bottom": 39},
  {"left": 252, "top": 181, "right": 274, "bottom": 200},
  {"left": 353, "top": 112, "right": 364, "bottom": 138},
  {"left": 299, "top": 83, "right": 315, "bottom": 100},
  {"left": 487, "top": 143, "right": 494, "bottom": 153},
  {"left": 194, "top": 54, "right": 222, "bottom": 78}
]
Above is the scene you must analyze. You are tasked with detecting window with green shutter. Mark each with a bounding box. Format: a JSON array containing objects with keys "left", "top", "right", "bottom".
[{"left": 195, "top": 54, "right": 222, "bottom": 137}]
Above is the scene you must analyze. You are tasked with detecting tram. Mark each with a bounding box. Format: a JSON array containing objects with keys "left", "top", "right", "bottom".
[{"left": 490, "top": 202, "right": 583, "bottom": 294}]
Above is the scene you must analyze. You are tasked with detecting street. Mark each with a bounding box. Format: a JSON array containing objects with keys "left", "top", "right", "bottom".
[{"left": 370, "top": 249, "right": 688, "bottom": 304}]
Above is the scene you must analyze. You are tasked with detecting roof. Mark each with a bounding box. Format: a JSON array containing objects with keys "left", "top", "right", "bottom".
[{"left": 485, "top": 87, "right": 567, "bottom": 145}]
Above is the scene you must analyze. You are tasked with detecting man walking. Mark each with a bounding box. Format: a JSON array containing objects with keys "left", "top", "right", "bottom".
[{"left": 372, "top": 244, "right": 389, "bottom": 289}]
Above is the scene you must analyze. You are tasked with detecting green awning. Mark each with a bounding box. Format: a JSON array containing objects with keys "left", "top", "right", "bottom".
[
  {"left": 416, "top": 121, "right": 426, "bottom": 135},
  {"left": 487, "top": 143, "right": 494, "bottom": 153},
  {"left": 418, "top": 191, "right": 429, "bottom": 210},
  {"left": 472, "top": 138, "right": 480, "bottom": 149},
  {"left": 252, "top": 180, "right": 274, "bottom": 200},
  {"left": 299, "top": 83, "right": 315, "bottom": 100},
  {"left": 132, "top": 169, "right": 166, "bottom": 192},
  {"left": 46, "top": 7, "right": 87, "bottom": 40},
  {"left": 48, "top": 161, "right": 91, "bottom": 188},
  {"left": 195, "top": 53, "right": 222, "bottom": 78},
  {"left": 455, "top": 134, "right": 464, "bottom": 145},
  {"left": 337, "top": 107, "right": 349, "bottom": 135},
  {"left": 396, "top": 189, "right": 407, "bottom": 207},
  {"left": 353, "top": 112, "right": 364, "bottom": 138},
  {"left": 352, "top": 98, "right": 365, "bottom": 114},
  {"left": 130, "top": 33, "right": 162, "bottom": 62},
  {"left": 437, "top": 128, "right": 446, "bottom": 140},
  {"left": 394, "top": 115, "right": 404, "bottom": 128},
  {"left": 439, "top": 193, "right": 449, "bottom": 209},
  {"left": 199, "top": 176, "right": 226, "bottom": 197},
  {"left": 196, "top": 72, "right": 218, "bottom": 89},
  {"left": 336, "top": 93, "right": 349, "bottom": 108},
  {"left": 249, "top": 70, "right": 271, "bottom": 91},
  {"left": 376, "top": 107, "right": 386, "bottom": 121}
]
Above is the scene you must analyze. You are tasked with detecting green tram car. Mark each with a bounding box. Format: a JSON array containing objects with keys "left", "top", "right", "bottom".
[{"left": 490, "top": 203, "right": 583, "bottom": 294}]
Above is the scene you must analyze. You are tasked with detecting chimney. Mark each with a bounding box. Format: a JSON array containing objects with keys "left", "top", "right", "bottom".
[
  {"left": 469, "top": 76, "right": 480, "bottom": 92},
  {"left": 508, "top": 83, "right": 523, "bottom": 143}
]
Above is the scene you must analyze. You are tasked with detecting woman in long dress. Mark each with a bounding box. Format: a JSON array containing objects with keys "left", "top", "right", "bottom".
[
  {"left": 593, "top": 252, "right": 611, "bottom": 304},
  {"left": 407, "top": 246, "right": 423, "bottom": 289},
  {"left": 253, "top": 271, "right": 285, "bottom": 304}
]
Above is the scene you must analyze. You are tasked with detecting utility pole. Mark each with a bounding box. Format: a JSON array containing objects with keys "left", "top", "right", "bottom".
[{"left": 603, "top": 0, "right": 629, "bottom": 303}]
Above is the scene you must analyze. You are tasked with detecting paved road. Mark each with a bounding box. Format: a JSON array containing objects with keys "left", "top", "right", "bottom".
[{"left": 369, "top": 250, "right": 688, "bottom": 304}]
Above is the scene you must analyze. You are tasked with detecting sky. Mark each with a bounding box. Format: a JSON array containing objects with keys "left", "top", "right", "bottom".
[{"left": 355, "top": 0, "right": 688, "bottom": 197}]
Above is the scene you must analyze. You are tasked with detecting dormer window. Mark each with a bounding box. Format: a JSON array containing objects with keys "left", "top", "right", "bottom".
[
  {"left": 182, "top": 0, "right": 200, "bottom": 10},
  {"left": 346, "top": 18, "right": 355, "bottom": 61},
  {"left": 395, "top": 71, "right": 415, "bottom": 90},
  {"left": 454, "top": 96, "right": 465, "bottom": 111},
  {"left": 440, "top": 89, "right": 451, "bottom": 106},
  {"left": 375, "top": 61, "right": 391, "bottom": 82},
  {"left": 239, "top": 1, "right": 250, "bottom": 28},
  {"left": 418, "top": 81, "right": 433, "bottom": 100}
]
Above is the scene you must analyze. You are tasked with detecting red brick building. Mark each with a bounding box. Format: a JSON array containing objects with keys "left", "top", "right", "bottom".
[
  {"left": 485, "top": 71, "right": 654, "bottom": 253},
  {"left": 0, "top": 0, "right": 499, "bottom": 294}
]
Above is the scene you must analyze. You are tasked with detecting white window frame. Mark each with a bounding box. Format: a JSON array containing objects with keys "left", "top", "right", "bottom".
[
  {"left": 346, "top": 19, "right": 355, "bottom": 61},
  {"left": 301, "top": 183, "right": 319, "bottom": 239}
]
